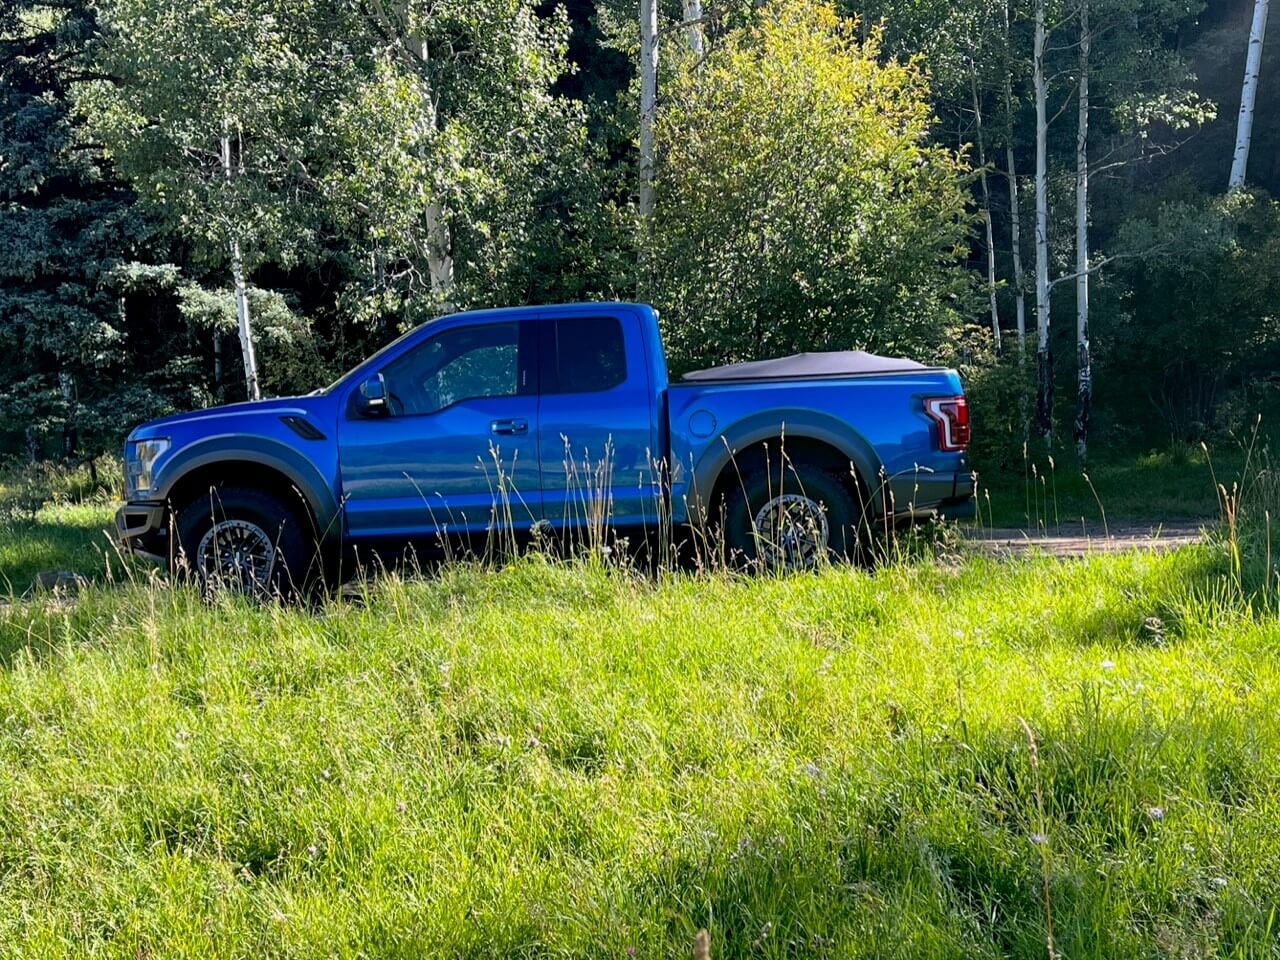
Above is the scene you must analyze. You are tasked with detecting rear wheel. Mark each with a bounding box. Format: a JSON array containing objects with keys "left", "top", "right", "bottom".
[
  {"left": 174, "top": 485, "right": 313, "bottom": 599},
  {"left": 722, "top": 462, "right": 862, "bottom": 570}
]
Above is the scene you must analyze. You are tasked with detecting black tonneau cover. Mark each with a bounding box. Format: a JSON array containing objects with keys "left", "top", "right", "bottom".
[{"left": 680, "top": 350, "right": 927, "bottom": 383}]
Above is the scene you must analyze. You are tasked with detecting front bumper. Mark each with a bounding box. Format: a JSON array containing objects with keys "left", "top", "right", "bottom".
[{"left": 115, "top": 501, "right": 170, "bottom": 564}]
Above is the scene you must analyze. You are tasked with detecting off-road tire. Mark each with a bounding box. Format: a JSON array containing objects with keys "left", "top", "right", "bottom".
[
  {"left": 722, "top": 463, "right": 863, "bottom": 569},
  {"left": 174, "top": 485, "right": 314, "bottom": 600}
]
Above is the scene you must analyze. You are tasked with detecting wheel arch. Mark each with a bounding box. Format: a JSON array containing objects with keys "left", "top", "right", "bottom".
[
  {"left": 687, "top": 412, "right": 886, "bottom": 526},
  {"left": 158, "top": 441, "right": 342, "bottom": 553}
]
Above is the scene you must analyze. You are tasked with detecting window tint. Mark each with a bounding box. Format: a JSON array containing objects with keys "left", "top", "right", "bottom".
[
  {"left": 544, "top": 316, "right": 627, "bottom": 394},
  {"left": 381, "top": 322, "right": 520, "bottom": 415}
]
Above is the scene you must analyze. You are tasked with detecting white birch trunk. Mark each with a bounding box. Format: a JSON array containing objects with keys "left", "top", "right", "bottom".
[
  {"left": 1074, "top": 0, "right": 1091, "bottom": 460},
  {"left": 681, "top": 0, "right": 705, "bottom": 57},
  {"left": 221, "top": 130, "right": 261, "bottom": 402},
  {"left": 1230, "top": 0, "right": 1270, "bottom": 191},
  {"left": 1033, "top": 0, "right": 1052, "bottom": 444},
  {"left": 424, "top": 196, "right": 455, "bottom": 302},
  {"left": 638, "top": 0, "right": 659, "bottom": 223},
  {"left": 402, "top": 22, "right": 456, "bottom": 308},
  {"left": 1003, "top": 0, "right": 1027, "bottom": 355},
  {"left": 971, "top": 73, "right": 1002, "bottom": 353},
  {"left": 1006, "top": 145, "right": 1027, "bottom": 354},
  {"left": 213, "top": 329, "right": 224, "bottom": 402}
]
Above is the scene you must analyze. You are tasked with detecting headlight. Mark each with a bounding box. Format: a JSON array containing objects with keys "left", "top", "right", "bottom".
[{"left": 126, "top": 438, "right": 170, "bottom": 496}]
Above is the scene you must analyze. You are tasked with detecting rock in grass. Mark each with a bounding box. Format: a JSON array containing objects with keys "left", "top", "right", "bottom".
[{"left": 31, "top": 570, "right": 81, "bottom": 594}]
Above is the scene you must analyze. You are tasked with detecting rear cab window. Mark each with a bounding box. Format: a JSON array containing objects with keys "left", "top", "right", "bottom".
[{"left": 541, "top": 316, "right": 627, "bottom": 395}]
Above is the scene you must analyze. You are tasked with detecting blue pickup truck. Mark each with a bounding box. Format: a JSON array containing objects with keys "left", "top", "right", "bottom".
[{"left": 117, "top": 302, "right": 973, "bottom": 592}]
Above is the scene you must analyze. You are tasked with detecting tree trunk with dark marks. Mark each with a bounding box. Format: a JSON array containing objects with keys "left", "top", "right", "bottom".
[
  {"left": 59, "top": 368, "right": 77, "bottom": 462},
  {"left": 971, "top": 70, "right": 1002, "bottom": 353},
  {"left": 1033, "top": 0, "right": 1053, "bottom": 445},
  {"left": 1230, "top": 0, "right": 1269, "bottom": 191},
  {"left": 1074, "top": 0, "right": 1091, "bottom": 461}
]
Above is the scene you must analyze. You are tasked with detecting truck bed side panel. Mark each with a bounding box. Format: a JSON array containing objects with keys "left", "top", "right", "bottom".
[{"left": 666, "top": 371, "right": 970, "bottom": 523}]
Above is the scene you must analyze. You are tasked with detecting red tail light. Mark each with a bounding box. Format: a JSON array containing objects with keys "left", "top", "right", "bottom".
[{"left": 924, "top": 396, "right": 970, "bottom": 452}]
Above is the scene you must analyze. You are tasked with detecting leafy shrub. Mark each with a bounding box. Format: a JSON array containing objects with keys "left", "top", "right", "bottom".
[{"left": 649, "top": 0, "right": 978, "bottom": 374}]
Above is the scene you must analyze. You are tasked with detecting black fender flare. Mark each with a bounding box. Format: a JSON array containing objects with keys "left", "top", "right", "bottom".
[
  {"left": 156, "top": 437, "right": 343, "bottom": 551},
  {"left": 684, "top": 409, "right": 886, "bottom": 525}
]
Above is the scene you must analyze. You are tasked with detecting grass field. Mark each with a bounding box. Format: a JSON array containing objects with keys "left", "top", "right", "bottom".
[
  {"left": 5, "top": 546, "right": 1280, "bottom": 958},
  {"left": 2, "top": 452, "right": 1279, "bottom": 958}
]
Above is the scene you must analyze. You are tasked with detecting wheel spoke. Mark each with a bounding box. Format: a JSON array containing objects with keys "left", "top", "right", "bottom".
[
  {"left": 753, "top": 493, "right": 829, "bottom": 570},
  {"left": 196, "top": 519, "right": 276, "bottom": 595}
]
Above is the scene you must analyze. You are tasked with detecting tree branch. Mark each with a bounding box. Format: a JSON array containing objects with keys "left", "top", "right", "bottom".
[
  {"left": 1047, "top": 241, "right": 1173, "bottom": 291},
  {"left": 657, "top": 14, "right": 714, "bottom": 38}
]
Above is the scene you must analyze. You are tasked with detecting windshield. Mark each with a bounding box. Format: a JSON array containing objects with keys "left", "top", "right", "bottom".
[{"left": 320, "top": 320, "right": 434, "bottom": 394}]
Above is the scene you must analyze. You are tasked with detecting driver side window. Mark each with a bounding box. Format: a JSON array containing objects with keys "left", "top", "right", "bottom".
[{"left": 381, "top": 323, "right": 520, "bottom": 416}]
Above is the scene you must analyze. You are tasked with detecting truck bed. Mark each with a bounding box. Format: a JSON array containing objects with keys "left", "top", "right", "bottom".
[{"left": 666, "top": 359, "right": 972, "bottom": 524}]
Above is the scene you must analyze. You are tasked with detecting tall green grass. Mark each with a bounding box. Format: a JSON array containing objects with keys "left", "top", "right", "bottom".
[{"left": 3, "top": 548, "right": 1279, "bottom": 958}]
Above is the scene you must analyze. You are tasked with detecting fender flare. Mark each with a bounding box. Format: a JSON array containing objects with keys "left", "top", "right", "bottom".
[
  {"left": 156, "top": 437, "right": 343, "bottom": 550},
  {"left": 685, "top": 409, "right": 886, "bottom": 524}
]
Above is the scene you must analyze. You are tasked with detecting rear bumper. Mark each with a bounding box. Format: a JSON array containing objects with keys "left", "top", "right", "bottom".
[
  {"left": 115, "top": 501, "right": 170, "bottom": 564},
  {"left": 887, "top": 470, "right": 974, "bottom": 523}
]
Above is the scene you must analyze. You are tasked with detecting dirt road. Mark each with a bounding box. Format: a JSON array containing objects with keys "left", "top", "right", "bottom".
[{"left": 967, "top": 521, "right": 1209, "bottom": 557}]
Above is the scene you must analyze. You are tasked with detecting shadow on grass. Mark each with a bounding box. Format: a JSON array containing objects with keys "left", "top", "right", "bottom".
[
  {"left": 624, "top": 689, "right": 1275, "bottom": 958},
  {"left": 0, "top": 513, "right": 117, "bottom": 596}
]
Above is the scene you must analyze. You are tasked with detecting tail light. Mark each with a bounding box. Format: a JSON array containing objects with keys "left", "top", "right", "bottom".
[{"left": 924, "top": 396, "right": 970, "bottom": 452}]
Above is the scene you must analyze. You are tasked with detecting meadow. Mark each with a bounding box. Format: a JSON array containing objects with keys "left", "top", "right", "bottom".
[{"left": 1, "top": 454, "right": 1279, "bottom": 958}]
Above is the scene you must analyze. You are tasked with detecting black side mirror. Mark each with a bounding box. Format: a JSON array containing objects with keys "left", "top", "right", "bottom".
[{"left": 359, "top": 373, "right": 389, "bottom": 417}]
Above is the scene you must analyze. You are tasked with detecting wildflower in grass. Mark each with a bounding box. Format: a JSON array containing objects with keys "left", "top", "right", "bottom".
[
  {"left": 752, "top": 921, "right": 773, "bottom": 949},
  {"left": 1147, "top": 806, "right": 1165, "bottom": 821},
  {"left": 804, "top": 761, "right": 823, "bottom": 779},
  {"left": 1210, "top": 877, "right": 1228, "bottom": 890},
  {"left": 626, "top": 947, "right": 636, "bottom": 957},
  {"left": 1031, "top": 832, "right": 1048, "bottom": 845},
  {"left": 1101, "top": 659, "right": 1116, "bottom": 671},
  {"left": 321, "top": 768, "right": 331, "bottom": 781},
  {"left": 396, "top": 801, "right": 407, "bottom": 813},
  {"left": 307, "top": 844, "right": 318, "bottom": 858}
]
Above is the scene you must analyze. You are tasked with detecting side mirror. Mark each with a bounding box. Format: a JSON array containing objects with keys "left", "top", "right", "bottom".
[{"left": 359, "top": 373, "right": 389, "bottom": 417}]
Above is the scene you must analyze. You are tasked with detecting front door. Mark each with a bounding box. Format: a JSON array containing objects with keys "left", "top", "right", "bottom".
[{"left": 339, "top": 320, "right": 541, "bottom": 543}]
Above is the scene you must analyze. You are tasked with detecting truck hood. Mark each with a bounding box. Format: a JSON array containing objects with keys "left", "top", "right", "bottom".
[{"left": 127, "top": 394, "right": 325, "bottom": 440}]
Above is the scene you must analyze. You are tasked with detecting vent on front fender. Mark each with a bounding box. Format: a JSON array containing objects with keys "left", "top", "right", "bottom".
[{"left": 281, "top": 416, "right": 326, "bottom": 441}]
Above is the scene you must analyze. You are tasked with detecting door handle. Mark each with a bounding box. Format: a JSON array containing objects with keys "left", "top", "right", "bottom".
[{"left": 490, "top": 418, "right": 528, "bottom": 435}]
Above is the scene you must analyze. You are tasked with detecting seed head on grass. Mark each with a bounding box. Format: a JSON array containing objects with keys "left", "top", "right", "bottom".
[{"left": 1019, "top": 717, "right": 1058, "bottom": 960}]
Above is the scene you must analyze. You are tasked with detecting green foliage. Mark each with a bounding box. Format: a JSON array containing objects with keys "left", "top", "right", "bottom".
[
  {"left": 1, "top": 0, "right": 1276, "bottom": 469},
  {"left": 964, "top": 354, "right": 1034, "bottom": 470},
  {"left": 318, "top": 0, "right": 588, "bottom": 320},
  {"left": 0, "top": 1, "right": 154, "bottom": 460},
  {"left": 1108, "top": 190, "right": 1280, "bottom": 442},
  {"left": 650, "top": 0, "right": 978, "bottom": 372},
  {"left": 82, "top": 0, "right": 336, "bottom": 266}
]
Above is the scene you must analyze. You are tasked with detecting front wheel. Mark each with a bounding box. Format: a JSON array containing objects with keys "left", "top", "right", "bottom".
[
  {"left": 174, "top": 485, "right": 313, "bottom": 599},
  {"left": 722, "top": 464, "right": 863, "bottom": 570}
]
